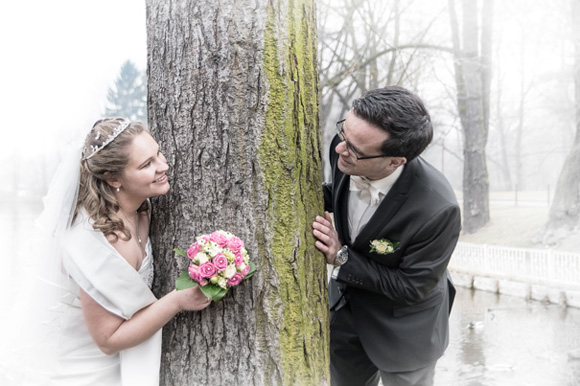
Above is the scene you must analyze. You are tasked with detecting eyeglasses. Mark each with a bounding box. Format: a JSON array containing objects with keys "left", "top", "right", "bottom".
[{"left": 335, "top": 119, "right": 389, "bottom": 160}]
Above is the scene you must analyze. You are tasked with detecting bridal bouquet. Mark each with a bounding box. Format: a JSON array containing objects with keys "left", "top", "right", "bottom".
[{"left": 174, "top": 230, "right": 256, "bottom": 301}]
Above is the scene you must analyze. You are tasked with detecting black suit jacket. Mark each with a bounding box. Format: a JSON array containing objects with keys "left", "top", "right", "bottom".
[{"left": 325, "top": 136, "right": 461, "bottom": 372}]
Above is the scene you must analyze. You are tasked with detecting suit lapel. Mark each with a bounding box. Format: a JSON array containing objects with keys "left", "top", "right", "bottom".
[
  {"left": 352, "top": 159, "right": 417, "bottom": 247},
  {"left": 333, "top": 172, "right": 352, "bottom": 245}
]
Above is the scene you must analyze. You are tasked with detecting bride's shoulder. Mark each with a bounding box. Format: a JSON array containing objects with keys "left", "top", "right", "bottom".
[{"left": 68, "top": 209, "right": 96, "bottom": 234}]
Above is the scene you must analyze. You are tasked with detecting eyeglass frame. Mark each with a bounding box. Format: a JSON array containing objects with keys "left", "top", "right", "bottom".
[{"left": 335, "top": 119, "right": 389, "bottom": 160}]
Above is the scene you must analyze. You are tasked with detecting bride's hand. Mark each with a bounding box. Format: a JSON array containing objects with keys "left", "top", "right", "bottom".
[{"left": 177, "top": 286, "right": 212, "bottom": 311}]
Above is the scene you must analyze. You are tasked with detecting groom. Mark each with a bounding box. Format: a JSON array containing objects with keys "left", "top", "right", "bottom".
[{"left": 312, "top": 86, "right": 461, "bottom": 386}]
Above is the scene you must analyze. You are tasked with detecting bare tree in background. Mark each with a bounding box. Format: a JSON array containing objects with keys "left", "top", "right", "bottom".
[
  {"left": 448, "top": 0, "right": 493, "bottom": 233},
  {"left": 146, "top": 0, "right": 329, "bottom": 385},
  {"left": 317, "top": 0, "right": 453, "bottom": 179},
  {"left": 488, "top": 20, "right": 533, "bottom": 192},
  {"left": 538, "top": 0, "right": 580, "bottom": 244}
]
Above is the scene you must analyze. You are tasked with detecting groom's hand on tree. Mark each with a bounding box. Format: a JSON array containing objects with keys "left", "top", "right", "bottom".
[{"left": 312, "top": 211, "right": 341, "bottom": 265}]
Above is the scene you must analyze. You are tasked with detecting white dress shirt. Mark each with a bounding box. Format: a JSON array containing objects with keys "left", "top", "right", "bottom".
[{"left": 348, "top": 166, "right": 403, "bottom": 240}]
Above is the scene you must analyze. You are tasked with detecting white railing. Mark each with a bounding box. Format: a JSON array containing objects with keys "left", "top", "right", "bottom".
[{"left": 449, "top": 242, "right": 580, "bottom": 290}]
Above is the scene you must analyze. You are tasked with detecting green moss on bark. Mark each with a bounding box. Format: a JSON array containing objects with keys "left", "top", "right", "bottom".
[{"left": 258, "top": 0, "right": 329, "bottom": 384}]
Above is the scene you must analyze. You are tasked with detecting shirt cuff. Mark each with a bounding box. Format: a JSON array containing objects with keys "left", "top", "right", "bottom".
[{"left": 331, "top": 266, "right": 341, "bottom": 280}]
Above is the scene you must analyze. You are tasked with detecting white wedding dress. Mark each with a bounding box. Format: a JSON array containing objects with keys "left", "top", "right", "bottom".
[{"left": 0, "top": 211, "right": 162, "bottom": 386}]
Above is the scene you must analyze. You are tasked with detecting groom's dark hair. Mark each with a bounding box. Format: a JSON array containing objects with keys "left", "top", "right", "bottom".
[{"left": 351, "top": 85, "right": 433, "bottom": 162}]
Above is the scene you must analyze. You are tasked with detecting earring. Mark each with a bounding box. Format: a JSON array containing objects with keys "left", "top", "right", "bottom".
[{"left": 116, "top": 187, "right": 120, "bottom": 193}]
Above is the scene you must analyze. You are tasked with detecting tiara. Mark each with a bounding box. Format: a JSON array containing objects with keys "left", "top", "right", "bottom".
[{"left": 83, "top": 119, "right": 131, "bottom": 160}]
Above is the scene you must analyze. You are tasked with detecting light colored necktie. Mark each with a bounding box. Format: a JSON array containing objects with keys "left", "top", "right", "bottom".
[
  {"left": 350, "top": 175, "right": 381, "bottom": 205},
  {"left": 349, "top": 176, "right": 382, "bottom": 238}
]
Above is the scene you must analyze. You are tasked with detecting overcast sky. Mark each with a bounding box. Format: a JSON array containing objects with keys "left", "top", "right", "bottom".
[{"left": 0, "top": 0, "right": 146, "bottom": 154}]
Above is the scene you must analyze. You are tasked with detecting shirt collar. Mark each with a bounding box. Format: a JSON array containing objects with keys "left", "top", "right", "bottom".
[
  {"left": 365, "top": 165, "right": 404, "bottom": 196},
  {"left": 349, "top": 165, "right": 404, "bottom": 205}
]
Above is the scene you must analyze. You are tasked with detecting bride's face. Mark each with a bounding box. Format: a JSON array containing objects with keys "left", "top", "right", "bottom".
[{"left": 117, "top": 132, "right": 170, "bottom": 201}]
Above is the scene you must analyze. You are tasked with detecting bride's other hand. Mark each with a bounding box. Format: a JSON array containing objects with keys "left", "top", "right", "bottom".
[{"left": 177, "top": 286, "right": 212, "bottom": 311}]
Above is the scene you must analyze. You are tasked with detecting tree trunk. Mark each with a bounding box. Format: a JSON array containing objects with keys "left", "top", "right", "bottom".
[
  {"left": 448, "top": 0, "right": 491, "bottom": 233},
  {"left": 538, "top": 0, "right": 580, "bottom": 243},
  {"left": 146, "top": 1, "right": 329, "bottom": 385},
  {"left": 494, "top": 70, "right": 513, "bottom": 190}
]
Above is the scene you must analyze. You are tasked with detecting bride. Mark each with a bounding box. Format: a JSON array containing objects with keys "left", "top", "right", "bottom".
[{"left": 0, "top": 118, "right": 210, "bottom": 385}]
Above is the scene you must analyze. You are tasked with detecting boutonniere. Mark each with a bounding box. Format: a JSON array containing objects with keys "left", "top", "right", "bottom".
[{"left": 370, "top": 238, "right": 399, "bottom": 255}]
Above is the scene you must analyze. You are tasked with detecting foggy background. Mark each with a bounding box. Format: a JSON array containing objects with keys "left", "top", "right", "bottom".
[
  {"left": 0, "top": 0, "right": 147, "bottom": 199},
  {"left": 318, "top": 0, "right": 572, "bottom": 193},
  {"left": 1, "top": 0, "right": 573, "bottom": 205}
]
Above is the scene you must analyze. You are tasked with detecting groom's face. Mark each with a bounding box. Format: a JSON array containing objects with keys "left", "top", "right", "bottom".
[{"left": 335, "top": 111, "right": 398, "bottom": 181}]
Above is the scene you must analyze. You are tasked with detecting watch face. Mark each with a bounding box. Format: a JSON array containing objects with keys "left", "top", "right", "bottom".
[{"left": 335, "top": 247, "right": 348, "bottom": 265}]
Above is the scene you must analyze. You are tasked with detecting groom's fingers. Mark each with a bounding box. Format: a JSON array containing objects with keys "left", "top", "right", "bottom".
[
  {"left": 312, "top": 223, "right": 329, "bottom": 239},
  {"left": 324, "top": 211, "right": 333, "bottom": 224},
  {"left": 313, "top": 227, "right": 330, "bottom": 243},
  {"left": 314, "top": 240, "right": 329, "bottom": 253},
  {"left": 314, "top": 215, "right": 331, "bottom": 228},
  {"left": 312, "top": 218, "right": 329, "bottom": 232},
  {"left": 313, "top": 213, "right": 339, "bottom": 260},
  {"left": 313, "top": 223, "right": 331, "bottom": 253}
]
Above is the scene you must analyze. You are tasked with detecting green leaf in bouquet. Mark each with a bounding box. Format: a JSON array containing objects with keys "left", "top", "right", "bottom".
[
  {"left": 175, "top": 270, "right": 196, "bottom": 290},
  {"left": 244, "top": 261, "right": 258, "bottom": 280},
  {"left": 212, "top": 288, "right": 228, "bottom": 302},
  {"left": 199, "top": 283, "right": 225, "bottom": 299},
  {"left": 173, "top": 248, "right": 188, "bottom": 257}
]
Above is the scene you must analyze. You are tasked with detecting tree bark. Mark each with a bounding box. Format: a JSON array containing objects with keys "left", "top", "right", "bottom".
[
  {"left": 538, "top": 0, "right": 580, "bottom": 243},
  {"left": 146, "top": 1, "right": 328, "bottom": 385},
  {"left": 448, "top": 0, "right": 492, "bottom": 233}
]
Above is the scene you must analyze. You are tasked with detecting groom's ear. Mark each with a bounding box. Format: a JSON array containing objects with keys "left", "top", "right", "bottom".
[{"left": 389, "top": 157, "right": 406, "bottom": 168}]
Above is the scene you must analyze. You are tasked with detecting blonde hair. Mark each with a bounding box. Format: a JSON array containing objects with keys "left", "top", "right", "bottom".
[{"left": 75, "top": 117, "right": 149, "bottom": 242}]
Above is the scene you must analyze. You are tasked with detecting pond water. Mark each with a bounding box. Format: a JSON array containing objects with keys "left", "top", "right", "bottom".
[
  {"left": 2, "top": 200, "right": 580, "bottom": 385},
  {"left": 436, "top": 286, "right": 580, "bottom": 386}
]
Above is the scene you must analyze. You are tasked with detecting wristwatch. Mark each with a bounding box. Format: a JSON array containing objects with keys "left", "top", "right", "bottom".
[{"left": 334, "top": 245, "right": 349, "bottom": 266}]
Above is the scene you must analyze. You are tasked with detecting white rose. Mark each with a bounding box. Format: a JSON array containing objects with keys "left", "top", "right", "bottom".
[
  {"left": 204, "top": 241, "right": 221, "bottom": 257},
  {"left": 375, "top": 242, "right": 388, "bottom": 254},
  {"left": 196, "top": 252, "right": 210, "bottom": 264},
  {"left": 224, "top": 264, "right": 237, "bottom": 279}
]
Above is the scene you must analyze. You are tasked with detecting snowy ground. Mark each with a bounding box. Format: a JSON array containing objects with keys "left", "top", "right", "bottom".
[{"left": 457, "top": 192, "right": 580, "bottom": 253}]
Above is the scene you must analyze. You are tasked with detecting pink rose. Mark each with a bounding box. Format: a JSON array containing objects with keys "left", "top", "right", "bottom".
[
  {"left": 209, "top": 232, "right": 228, "bottom": 247},
  {"left": 187, "top": 243, "right": 203, "bottom": 259},
  {"left": 213, "top": 253, "right": 228, "bottom": 271},
  {"left": 227, "top": 237, "right": 244, "bottom": 253},
  {"left": 234, "top": 251, "right": 244, "bottom": 266},
  {"left": 240, "top": 264, "right": 250, "bottom": 277},
  {"left": 226, "top": 272, "right": 244, "bottom": 287},
  {"left": 188, "top": 264, "right": 203, "bottom": 283},
  {"left": 199, "top": 261, "right": 217, "bottom": 278}
]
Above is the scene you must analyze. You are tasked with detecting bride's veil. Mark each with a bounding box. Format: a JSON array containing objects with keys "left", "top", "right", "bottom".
[{"left": 0, "top": 145, "right": 82, "bottom": 384}]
